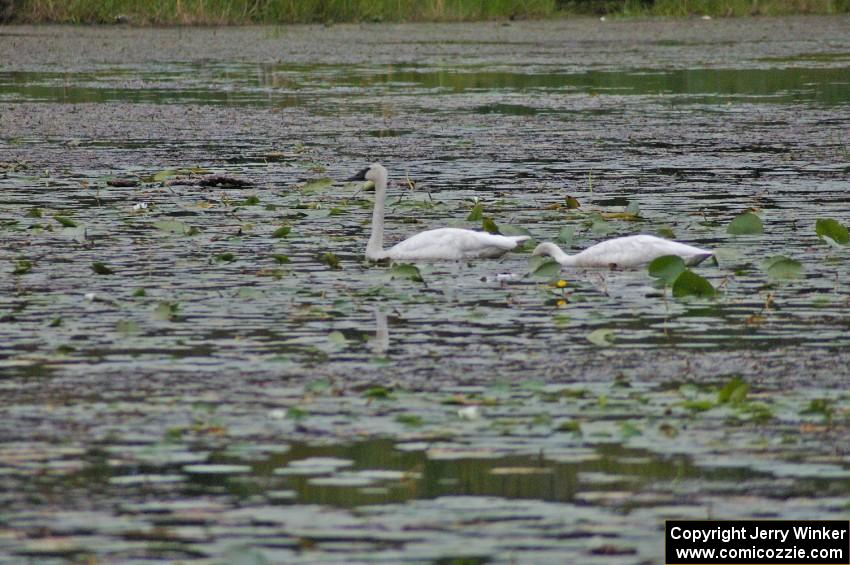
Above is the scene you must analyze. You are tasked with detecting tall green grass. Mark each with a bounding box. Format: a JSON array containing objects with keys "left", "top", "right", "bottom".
[
  {"left": 11, "top": 0, "right": 558, "bottom": 24},
  {"left": 6, "top": 0, "right": 849, "bottom": 23}
]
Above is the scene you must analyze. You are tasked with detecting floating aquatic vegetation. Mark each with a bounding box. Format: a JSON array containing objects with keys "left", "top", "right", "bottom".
[
  {"left": 481, "top": 216, "right": 499, "bottom": 234},
  {"left": 54, "top": 215, "right": 77, "bottom": 228},
  {"left": 815, "top": 218, "right": 849, "bottom": 245},
  {"left": 153, "top": 219, "right": 197, "bottom": 236},
  {"left": 727, "top": 211, "right": 763, "bottom": 235},
  {"left": 300, "top": 178, "right": 333, "bottom": 194},
  {"left": 390, "top": 263, "right": 424, "bottom": 283},
  {"left": 763, "top": 255, "right": 804, "bottom": 281},
  {"left": 271, "top": 225, "right": 291, "bottom": 238},
  {"left": 587, "top": 328, "right": 615, "bottom": 346},
  {"left": 318, "top": 252, "right": 341, "bottom": 269},
  {"left": 90, "top": 262, "right": 115, "bottom": 275},
  {"left": 529, "top": 256, "right": 560, "bottom": 279},
  {"left": 648, "top": 255, "right": 685, "bottom": 285},
  {"left": 671, "top": 270, "right": 716, "bottom": 298},
  {"left": 12, "top": 259, "right": 31, "bottom": 275}
]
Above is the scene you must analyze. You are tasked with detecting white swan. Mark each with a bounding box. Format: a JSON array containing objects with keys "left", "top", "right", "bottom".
[
  {"left": 349, "top": 163, "right": 530, "bottom": 261},
  {"left": 533, "top": 234, "right": 713, "bottom": 269}
]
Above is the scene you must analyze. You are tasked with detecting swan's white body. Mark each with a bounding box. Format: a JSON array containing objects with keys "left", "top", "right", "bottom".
[
  {"left": 353, "top": 164, "right": 529, "bottom": 262},
  {"left": 533, "top": 235, "right": 713, "bottom": 269}
]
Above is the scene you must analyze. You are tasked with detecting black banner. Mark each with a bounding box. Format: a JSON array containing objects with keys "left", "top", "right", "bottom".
[{"left": 666, "top": 520, "right": 849, "bottom": 564}]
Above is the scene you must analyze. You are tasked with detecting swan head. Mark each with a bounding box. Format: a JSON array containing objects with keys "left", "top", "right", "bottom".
[
  {"left": 532, "top": 242, "right": 564, "bottom": 258},
  {"left": 347, "top": 163, "right": 387, "bottom": 183}
]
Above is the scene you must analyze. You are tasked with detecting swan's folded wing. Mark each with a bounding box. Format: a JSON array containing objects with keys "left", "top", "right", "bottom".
[{"left": 389, "top": 228, "right": 527, "bottom": 260}]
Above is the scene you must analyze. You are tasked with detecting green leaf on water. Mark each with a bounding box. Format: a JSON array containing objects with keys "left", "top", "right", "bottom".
[
  {"left": 153, "top": 219, "right": 193, "bottom": 236},
  {"left": 815, "top": 218, "right": 849, "bottom": 245},
  {"left": 54, "top": 215, "right": 77, "bottom": 228},
  {"left": 717, "top": 376, "right": 748, "bottom": 405},
  {"left": 556, "top": 420, "right": 582, "bottom": 435},
  {"left": 590, "top": 215, "right": 613, "bottom": 235},
  {"left": 467, "top": 201, "right": 483, "bottom": 221},
  {"left": 683, "top": 399, "right": 715, "bottom": 412},
  {"left": 363, "top": 386, "right": 391, "bottom": 400},
  {"left": 153, "top": 302, "right": 179, "bottom": 321},
  {"left": 271, "top": 226, "right": 291, "bottom": 238},
  {"left": 300, "top": 178, "right": 333, "bottom": 193},
  {"left": 318, "top": 252, "right": 341, "bottom": 269},
  {"left": 91, "top": 262, "right": 115, "bottom": 275},
  {"left": 727, "top": 212, "right": 763, "bottom": 235},
  {"left": 763, "top": 255, "right": 803, "bottom": 280},
  {"left": 26, "top": 207, "right": 42, "bottom": 218},
  {"left": 587, "top": 328, "right": 615, "bottom": 346},
  {"left": 133, "top": 288, "right": 146, "bottom": 297},
  {"left": 529, "top": 257, "right": 561, "bottom": 280},
  {"left": 391, "top": 263, "right": 424, "bottom": 283},
  {"left": 286, "top": 407, "right": 307, "bottom": 421},
  {"left": 801, "top": 398, "right": 834, "bottom": 421},
  {"left": 272, "top": 254, "right": 290, "bottom": 264},
  {"left": 328, "top": 330, "right": 348, "bottom": 348},
  {"left": 242, "top": 195, "right": 260, "bottom": 206},
  {"left": 499, "top": 224, "right": 532, "bottom": 239},
  {"left": 619, "top": 422, "right": 642, "bottom": 439},
  {"left": 656, "top": 226, "right": 676, "bottom": 239},
  {"left": 481, "top": 216, "right": 500, "bottom": 234},
  {"left": 565, "top": 195, "right": 580, "bottom": 209},
  {"left": 648, "top": 255, "right": 686, "bottom": 285},
  {"left": 556, "top": 225, "right": 575, "bottom": 246},
  {"left": 215, "top": 253, "right": 235, "bottom": 262},
  {"left": 152, "top": 169, "right": 178, "bottom": 182},
  {"left": 49, "top": 317, "right": 62, "bottom": 327},
  {"left": 395, "top": 414, "right": 424, "bottom": 427},
  {"left": 672, "top": 270, "right": 716, "bottom": 298},
  {"left": 12, "top": 259, "right": 32, "bottom": 275},
  {"left": 116, "top": 319, "right": 140, "bottom": 335}
]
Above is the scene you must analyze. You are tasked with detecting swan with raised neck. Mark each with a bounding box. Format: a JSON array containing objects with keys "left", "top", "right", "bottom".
[{"left": 348, "top": 163, "right": 530, "bottom": 262}]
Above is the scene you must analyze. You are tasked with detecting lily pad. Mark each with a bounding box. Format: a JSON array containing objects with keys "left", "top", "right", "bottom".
[
  {"left": 481, "top": 216, "right": 500, "bottom": 234},
  {"left": 391, "top": 263, "right": 424, "bottom": 283},
  {"left": 54, "top": 215, "right": 77, "bottom": 228},
  {"left": 815, "top": 218, "right": 848, "bottom": 245},
  {"left": 271, "top": 226, "right": 291, "bottom": 238},
  {"left": 648, "top": 255, "right": 685, "bottom": 285},
  {"left": 530, "top": 257, "right": 561, "bottom": 280},
  {"left": 587, "top": 328, "right": 615, "bottom": 346},
  {"left": 764, "top": 256, "right": 803, "bottom": 280},
  {"left": 671, "top": 270, "right": 716, "bottom": 298},
  {"left": 717, "top": 376, "right": 748, "bottom": 405},
  {"left": 727, "top": 212, "right": 763, "bottom": 235},
  {"left": 319, "top": 252, "right": 341, "bottom": 269},
  {"left": 556, "top": 226, "right": 575, "bottom": 246},
  {"left": 91, "top": 262, "right": 115, "bottom": 275},
  {"left": 300, "top": 178, "right": 333, "bottom": 193},
  {"left": 153, "top": 219, "right": 195, "bottom": 236},
  {"left": 182, "top": 464, "right": 252, "bottom": 474}
]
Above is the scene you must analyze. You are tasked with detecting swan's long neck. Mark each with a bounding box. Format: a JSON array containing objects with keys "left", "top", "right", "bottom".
[
  {"left": 550, "top": 244, "right": 577, "bottom": 267},
  {"left": 366, "top": 169, "right": 388, "bottom": 260}
]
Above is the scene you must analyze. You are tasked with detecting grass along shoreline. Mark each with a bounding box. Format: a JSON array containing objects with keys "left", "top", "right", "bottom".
[{"left": 2, "top": 0, "right": 849, "bottom": 25}]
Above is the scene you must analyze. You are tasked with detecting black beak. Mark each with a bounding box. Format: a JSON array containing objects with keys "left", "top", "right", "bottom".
[{"left": 347, "top": 167, "right": 370, "bottom": 181}]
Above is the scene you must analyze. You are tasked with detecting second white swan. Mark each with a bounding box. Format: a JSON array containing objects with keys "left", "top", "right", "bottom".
[
  {"left": 349, "top": 163, "right": 530, "bottom": 261},
  {"left": 533, "top": 234, "right": 713, "bottom": 268}
]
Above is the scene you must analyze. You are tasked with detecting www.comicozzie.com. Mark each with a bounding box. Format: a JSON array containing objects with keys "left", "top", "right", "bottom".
[{"left": 665, "top": 520, "right": 850, "bottom": 565}]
